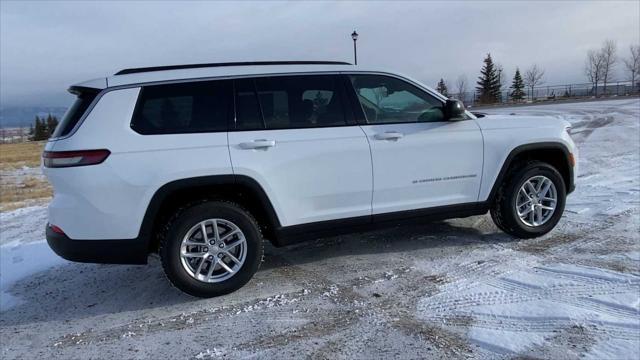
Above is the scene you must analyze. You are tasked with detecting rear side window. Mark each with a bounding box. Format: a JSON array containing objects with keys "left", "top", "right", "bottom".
[
  {"left": 52, "top": 91, "right": 97, "bottom": 138},
  {"left": 234, "top": 75, "right": 350, "bottom": 130},
  {"left": 234, "top": 79, "right": 264, "bottom": 131},
  {"left": 131, "top": 80, "right": 231, "bottom": 134}
]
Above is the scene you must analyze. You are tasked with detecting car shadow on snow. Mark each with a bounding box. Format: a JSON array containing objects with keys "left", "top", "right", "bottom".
[
  {"left": 261, "top": 215, "right": 515, "bottom": 270},
  {"left": 0, "top": 215, "right": 517, "bottom": 327}
]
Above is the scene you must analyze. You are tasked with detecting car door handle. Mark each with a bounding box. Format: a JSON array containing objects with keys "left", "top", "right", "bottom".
[
  {"left": 239, "top": 139, "right": 276, "bottom": 149},
  {"left": 374, "top": 132, "right": 404, "bottom": 140}
]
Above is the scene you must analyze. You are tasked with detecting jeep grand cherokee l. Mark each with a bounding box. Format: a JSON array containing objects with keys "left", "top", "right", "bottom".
[{"left": 43, "top": 61, "right": 577, "bottom": 297}]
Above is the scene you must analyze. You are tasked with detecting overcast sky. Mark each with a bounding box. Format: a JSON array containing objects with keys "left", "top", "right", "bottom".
[{"left": 1, "top": 0, "right": 639, "bottom": 107}]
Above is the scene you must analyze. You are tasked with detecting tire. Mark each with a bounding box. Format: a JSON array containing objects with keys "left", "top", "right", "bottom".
[
  {"left": 160, "top": 201, "right": 263, "bottom": 297},
  {"left": 490, "top": 161, "right": 566, "bottom": 239}
]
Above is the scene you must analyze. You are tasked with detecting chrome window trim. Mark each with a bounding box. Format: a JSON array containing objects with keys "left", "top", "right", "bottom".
[{"left": 52, "top": 70, "right": 450, "bottom": 140}]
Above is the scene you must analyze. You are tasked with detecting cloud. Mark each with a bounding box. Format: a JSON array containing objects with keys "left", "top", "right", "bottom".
[{"left": 1, "top": 0, "right": 638, "bottom": 106}]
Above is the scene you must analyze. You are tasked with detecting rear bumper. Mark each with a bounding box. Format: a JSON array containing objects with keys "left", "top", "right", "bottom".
[{"left": 46, "top": 225, "right": 148, "bottom": 265}]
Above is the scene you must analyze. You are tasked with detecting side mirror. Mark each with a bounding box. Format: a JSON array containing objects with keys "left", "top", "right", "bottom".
[{"left": 444, "top": 99, "right": 466, "bottom": 120}]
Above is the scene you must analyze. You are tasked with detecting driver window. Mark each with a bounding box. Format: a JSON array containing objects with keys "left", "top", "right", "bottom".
[{"left": 349, "top": 75, "right": 445, "bottom": 123}]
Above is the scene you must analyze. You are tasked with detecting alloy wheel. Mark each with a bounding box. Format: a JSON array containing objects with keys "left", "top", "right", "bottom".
[
  {"left": 515, "top": 175, "right": 558, "bottom": 227},
  {"left": 179, "top": 218, "right": 247, "bottom": 283}
]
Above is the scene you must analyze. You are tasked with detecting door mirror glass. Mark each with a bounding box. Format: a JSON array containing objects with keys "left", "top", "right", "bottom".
[{"left": 444, "top": 99, "right": 466, "bottom": 120}]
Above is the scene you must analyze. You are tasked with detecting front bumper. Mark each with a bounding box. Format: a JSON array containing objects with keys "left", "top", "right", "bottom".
[{"left": 46, "top": 225, "right": 148, "bottom": 265}]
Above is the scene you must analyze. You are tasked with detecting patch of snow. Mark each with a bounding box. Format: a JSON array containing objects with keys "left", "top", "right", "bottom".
[
  {"left": 322, "top": 284, "right": 339, "bottom": 297},
  {"left": 239, "top": 293, "right": 299, "bottom": 313},
  {"left": 0, "top": 240, "right": 67, "bottom": 310},
  {"left": 0, "top": 166, "right": 43, "bottom": 181},
  {"left": 0, "top": 241, "right": 67, "bottom": 312},
  {"left": 383, "top": 271, "right": 398, "bottom": 280},
  {"left": 0, "top": 204, "right": 48, "bottom": 246},
  {"left": 585, "top": 337, "right": 640, "bottom": 360},
  {"left": 1, "top": 205, "right": 66, "bottom": 310},
  {"left": 195, "top": 347, "right": 226, "bottom": 358},
  {"left": 468, "top": 327, "right": 549, "bottom": 355}
]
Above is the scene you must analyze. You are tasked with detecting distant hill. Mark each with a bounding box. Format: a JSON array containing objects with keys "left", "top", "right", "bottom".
[{"left": 0, "top": 106, "right": 68, "bottom": 128}]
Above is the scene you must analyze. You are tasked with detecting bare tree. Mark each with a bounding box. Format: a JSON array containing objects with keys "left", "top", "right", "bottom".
[
  {"left": 600, "top": 39, "right": 617, "bottom": 95},
  {"left": 623, "top": 44, "right": 640, "bottom": 93},
  {"left": 495, "top": 63, "right": 507, "bottom": 102},
  {"left": 372, "top": 87, "right": 387, "bottom": 107},
  {"left": 585, "top": 49, "right": 606, "bottom": 97},
  {"left": 495, "top": 63, "right": 507, "bottom": 88},
  {"left": 524, "top": 64, "right": 545, "bottom": 100},
  {"left": 455, "top": 74, "right": 467, "bottom": 102}
]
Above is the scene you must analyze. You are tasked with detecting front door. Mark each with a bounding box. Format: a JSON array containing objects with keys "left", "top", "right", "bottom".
[{"left": 348, "top": 74, "right": 483, "bottom": 215}]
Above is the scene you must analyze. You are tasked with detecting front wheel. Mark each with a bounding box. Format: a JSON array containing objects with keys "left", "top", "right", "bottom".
[
  {"left": 160, "top": 201, "right": 263, "bottom": 297},
  {"left": 490, "top": 162, "right": 566, "bottom": 239}
]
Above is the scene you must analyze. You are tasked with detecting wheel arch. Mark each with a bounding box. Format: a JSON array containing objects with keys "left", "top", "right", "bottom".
[
  {"left": 487, "top": 142, "right": 574, "bottom": 203},
  {"left": 139, "top": 175, "right": 282, "bottom": 253}
]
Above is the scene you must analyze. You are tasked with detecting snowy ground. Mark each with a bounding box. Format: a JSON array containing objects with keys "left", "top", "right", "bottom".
[{"left": 1, "top": 98, "right": 638, "bottom": 359}]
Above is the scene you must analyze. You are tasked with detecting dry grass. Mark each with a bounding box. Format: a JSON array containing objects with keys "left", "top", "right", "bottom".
[
  {"left": 0, "top": 141, "right": 52, "bottom": 211},
  {"left": 0, "top": 141, "right": 46, "bottom": 170}
]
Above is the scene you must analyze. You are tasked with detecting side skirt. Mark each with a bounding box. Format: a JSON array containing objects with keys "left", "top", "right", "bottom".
[{"left": 273, "top": 202, "right": 489, "bottom": 246}]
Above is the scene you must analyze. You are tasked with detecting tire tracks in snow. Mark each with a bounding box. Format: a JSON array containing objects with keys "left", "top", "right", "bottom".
[
  {"left": 428, "top": 313, "right": 638, "bottom": 341},
  {"left": 418, "top": 259, "right": 640, "bottom": 342},
  {"left": 515, "top": 209, "right": 634, "bottom": 254},
  {"left": 423, "top": 280, "right": 638, "bottom": 317}
]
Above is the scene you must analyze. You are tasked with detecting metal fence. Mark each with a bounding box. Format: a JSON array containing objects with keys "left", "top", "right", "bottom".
[{"left": 451, "top": 80, "right": 639, "bottom": 107}]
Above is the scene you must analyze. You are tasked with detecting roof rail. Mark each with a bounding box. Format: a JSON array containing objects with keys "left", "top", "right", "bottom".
[{"left": 115, "top": 61, "right": 352, "bottom": 75}]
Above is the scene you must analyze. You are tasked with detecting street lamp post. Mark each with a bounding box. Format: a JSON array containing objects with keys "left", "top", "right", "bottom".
[{"left": 351, "top": 30, "right": 358, "bottom": 65}]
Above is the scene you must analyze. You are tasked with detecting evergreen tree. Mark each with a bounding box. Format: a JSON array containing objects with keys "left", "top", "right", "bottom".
[
  {"left": 435, "top": 78, "right": 449, "bottom": 97},
  {"left": 33, "top": 116, "right": 41, "bottom": 140},
  {"left": 476, "top": 53, "right": 501, "bottom": 104},
  {"left": 33, "top": 116, "right": 48, "bottom": 141},
  {"left": 509, "top": 68, "right": 526, "bottom": 102},
  {"left": 45, "top": 114, "right": 59, "bottom": 137}
]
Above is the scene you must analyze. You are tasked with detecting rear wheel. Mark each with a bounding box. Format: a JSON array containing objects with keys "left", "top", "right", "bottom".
[
  {"left": 490, "top": 162, "right": 566, "bottom": 238},
  {"left": 160, "top": 201, "right": 263, "bottom": 297}
]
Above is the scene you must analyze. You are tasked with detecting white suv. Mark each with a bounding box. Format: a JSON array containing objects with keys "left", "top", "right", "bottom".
[{"left": 43, "top": 61, "right": 577, "bottom": 297}]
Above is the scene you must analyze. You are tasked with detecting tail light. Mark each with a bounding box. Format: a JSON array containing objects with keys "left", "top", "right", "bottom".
[
  {"left": 48, "top": 223, "right": 66, "bottom": 235},
  {"left": 568, "top": 152, "right": 576, "bottom": 167},
  {"left": 43, "top": 149, "right": 110, "bottom": 168}
]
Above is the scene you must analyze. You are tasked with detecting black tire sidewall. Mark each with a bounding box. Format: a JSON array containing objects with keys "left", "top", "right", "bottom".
[
  {"left": 160, "top": 201, "right": 262, "bottom": 297},
  {"left": 500, "top": 163, "right": 566, "bottom": 238}
]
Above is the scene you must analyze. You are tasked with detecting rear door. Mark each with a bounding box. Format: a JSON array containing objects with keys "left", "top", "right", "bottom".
[
  {"left": 228, "top": 74, "right": 373, "bottom": 227},
  {"left": 348, "top": 74, "right": 483, "bottom": 215}
]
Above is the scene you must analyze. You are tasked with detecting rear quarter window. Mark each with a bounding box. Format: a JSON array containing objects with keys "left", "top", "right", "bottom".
[
  {"left": 52, "top": 92, "right": 98, "bottom": 138},
  {"left": 131, "top": 80, "right": 231, "bottom": 135}
]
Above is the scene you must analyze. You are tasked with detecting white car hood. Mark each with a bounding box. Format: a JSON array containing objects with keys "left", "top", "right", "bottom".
[{"left": 474, "top": 114, "right": 570, "bottom": 131}]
